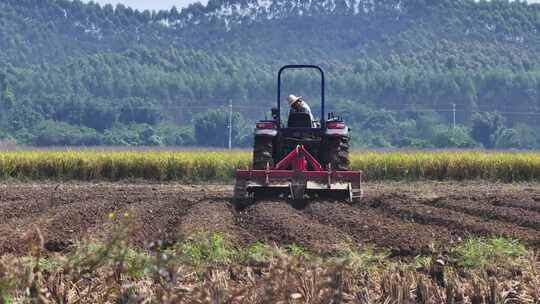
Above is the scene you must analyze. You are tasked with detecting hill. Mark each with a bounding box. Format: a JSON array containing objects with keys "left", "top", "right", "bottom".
[{"left": 1, "top": 0, "right": 540, "bottom": 148}]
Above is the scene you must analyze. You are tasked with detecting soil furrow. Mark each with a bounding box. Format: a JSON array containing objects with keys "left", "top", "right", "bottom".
[
  {"left": 422, "top": 197, "right": 540, "bottom": 230},
  {"left": 90, "top": 197, "right": 200, "bottom": 249},
  {"left": 0, "top": 198, "right": 124, "bottom": 255},
  {"left": 237, "top": 201, "right": 347, "bottom": 253},
  {"left": 441, "top": 192, "right": 540, "bottom": 215},
  {"left": 3, "top": 183, "right": 540, "bottom": 256},
  {"left": 304, "top": 201, "right": 457, "bottom": 256},
  {"left": 40, "top": 185, "right": 208, "bottom": 251},
  {"left": 0, "top": 185, "right": 81, "bottom": 221},
  {"left": 367, "top": 194, "right": 540, "bottom": 246},
  {"left": 0, "top": 184, "right": 205, "bottom": 254},
  {"left": 488, "top": 197, "right": 540, "bottom": 214},
  {"left": 178, "top": 200, "right": 255, "bottom": 245}
]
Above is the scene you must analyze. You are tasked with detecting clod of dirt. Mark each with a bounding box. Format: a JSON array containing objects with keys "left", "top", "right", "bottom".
[{"left": 44, "top": 240, "right": 71, "bottom": 253}]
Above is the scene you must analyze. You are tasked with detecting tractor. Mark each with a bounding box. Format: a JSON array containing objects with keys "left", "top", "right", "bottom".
[{"left": 234, "top": 65, "right": 362, "bottom": 202}]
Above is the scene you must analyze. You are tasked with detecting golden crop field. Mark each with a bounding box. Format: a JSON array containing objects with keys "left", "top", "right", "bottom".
[{"left": 0, "top": 150, "right": 539, "bottom": 182}]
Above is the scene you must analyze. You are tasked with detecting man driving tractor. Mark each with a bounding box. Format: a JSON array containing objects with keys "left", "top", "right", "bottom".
[
  {"left": 234, "top": 65, "right": 361, "bottom": 202},
  {"left": 288, "top": 94, "right": 314, "bottom": 126}
]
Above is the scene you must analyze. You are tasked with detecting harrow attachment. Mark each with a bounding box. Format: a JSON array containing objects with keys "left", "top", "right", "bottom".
[{"left": 234, "top": 145, "right": 362, "bottom": 202}]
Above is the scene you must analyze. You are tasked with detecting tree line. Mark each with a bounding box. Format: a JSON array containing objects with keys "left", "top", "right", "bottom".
[{"left": 0, "top": 0, "right": 540, "bottom": 148}]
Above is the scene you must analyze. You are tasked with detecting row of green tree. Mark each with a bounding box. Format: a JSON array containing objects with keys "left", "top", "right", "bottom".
[
  {"left": 2, "top": 105, "right": 538, "bottom": 149},
  {"left": 349, "top": 109, "right": 539, "bottom": 149}
]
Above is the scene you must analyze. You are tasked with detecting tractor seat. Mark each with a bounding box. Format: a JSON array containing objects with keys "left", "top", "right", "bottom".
[{"left": 288, "top": 112, "right": 313, "bottom": 128}]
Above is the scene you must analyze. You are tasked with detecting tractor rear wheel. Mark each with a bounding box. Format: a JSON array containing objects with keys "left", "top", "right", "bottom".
[
  {"left": 323, "top": 135, "right": 350, "bottom": 171},
  {"left": 252, "top": 136, "right": 274, "bottom": 170}
]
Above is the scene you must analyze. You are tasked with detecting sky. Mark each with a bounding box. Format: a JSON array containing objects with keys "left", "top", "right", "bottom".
[
  {"left": 88, "top": 0, "right": 539, "bottom": 11},
  {"left": 88, "top": 0, "right": 208, "bottom": 11}
]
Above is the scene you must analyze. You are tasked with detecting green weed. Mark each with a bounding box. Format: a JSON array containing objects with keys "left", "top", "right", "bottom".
[
  {"left": 334, "top": 244, "right": 389, "bottom": 273},
  {"left": 178, "top": 232, "right": 237, "bottom": 268},
  {"left": 449, "top": 237, "right": 526, "bottom": 269},
  {"left": 1, "top": 295, "right": 12, "bottom": 304},
  {"left": 413, "top": 255, "right": 433, "bottom": 270},
  {"left": 243, "top": 242, "right": 276, "bottom": 264},
  {"left": 286, "top": 244, "right": 309, "bottom": 257}
]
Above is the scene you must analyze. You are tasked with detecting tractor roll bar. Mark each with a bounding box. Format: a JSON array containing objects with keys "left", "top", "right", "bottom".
[{"left": 277, "top": 65, "right": 325, "bottom": 129}]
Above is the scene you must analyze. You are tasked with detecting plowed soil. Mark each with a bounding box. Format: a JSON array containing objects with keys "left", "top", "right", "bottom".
[{"left": 1, "top": 182, "right": 540, "bottom": 256}]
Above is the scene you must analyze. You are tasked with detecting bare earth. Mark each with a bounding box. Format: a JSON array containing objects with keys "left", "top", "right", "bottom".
[{"left": 1, "top": 182, "right": 540, "bottom": 256}]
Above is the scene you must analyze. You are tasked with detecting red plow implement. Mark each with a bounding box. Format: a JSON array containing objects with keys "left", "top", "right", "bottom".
[{"left": 234, "top": 145, "right": 362, "bottom": 202}]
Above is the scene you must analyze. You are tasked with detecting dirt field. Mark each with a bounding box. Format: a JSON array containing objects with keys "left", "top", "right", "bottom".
[{"left": 1, "top": 182, "right": 540, "bottom": 256}]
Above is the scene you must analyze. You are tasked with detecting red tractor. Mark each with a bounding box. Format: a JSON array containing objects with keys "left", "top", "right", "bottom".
[{"left": 235, "top": 65, "right": 362, "bottom": 202}]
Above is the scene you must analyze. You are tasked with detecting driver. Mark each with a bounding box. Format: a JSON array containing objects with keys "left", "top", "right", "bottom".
[{"left": 288, "top": 94, "right": 314, "bottom": 124}]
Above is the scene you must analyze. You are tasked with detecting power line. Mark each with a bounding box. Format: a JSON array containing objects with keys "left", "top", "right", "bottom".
[
  {"left": 46, "top": 105, "right": 270, "bottom": 110},
  {"left": 26, "top": 101, "right": 540, "bottom": 117},
  {"left": 381, "top": 107, "right": 540, "bottom": 117},
  {"left": 468, "top": 110, "right": 540, "bottom": 116}
]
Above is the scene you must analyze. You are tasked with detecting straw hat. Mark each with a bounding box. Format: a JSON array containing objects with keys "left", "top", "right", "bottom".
[{"left": 287, "top": 94, "right": 302, "bottom": 106}]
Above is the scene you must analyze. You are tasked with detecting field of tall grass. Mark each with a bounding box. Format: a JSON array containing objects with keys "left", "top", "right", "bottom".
[{"left": 0, "top": 150, "right": 539, "bottom": 182}]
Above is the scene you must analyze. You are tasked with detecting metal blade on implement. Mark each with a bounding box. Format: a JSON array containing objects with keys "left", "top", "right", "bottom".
[
  {"left": 235, "top": 169, "right": 362, "bottom": 202},
  {"left": 304, "top": 170, "right": 363, "bottom": 202},
  {"left": 233, "top": 177, "right": 248, "bottom": 199}
]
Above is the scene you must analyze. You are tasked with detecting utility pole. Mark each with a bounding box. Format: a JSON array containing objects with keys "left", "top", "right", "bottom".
[
  {"left": 452, "top": 103, "right": 456, "bottom": 129},
  {"left": 228, "top": 100, "right": 233, "bottom": 150}
]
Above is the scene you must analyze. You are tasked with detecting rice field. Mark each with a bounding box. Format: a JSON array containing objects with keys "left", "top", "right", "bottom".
[{"left": 0, "top": 150, "right": 539, "bottom": 182}]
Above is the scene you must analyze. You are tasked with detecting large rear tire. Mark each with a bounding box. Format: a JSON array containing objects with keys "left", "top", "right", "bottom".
[
  {"left": 322, "top": 135, "right": 350, "bottom": 171},
  {"left": 252, "top": 136, "right": 274, "bottom": 170}
]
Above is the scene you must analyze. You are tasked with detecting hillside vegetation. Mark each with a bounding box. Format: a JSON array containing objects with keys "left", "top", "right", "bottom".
[{"left": 1, "top": 0, "right": 540, "bottom": 148}]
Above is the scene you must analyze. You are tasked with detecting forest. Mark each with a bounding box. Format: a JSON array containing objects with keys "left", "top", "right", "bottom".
[{"left": 1, "top": 0, "right": 540, "bottom": 148}]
